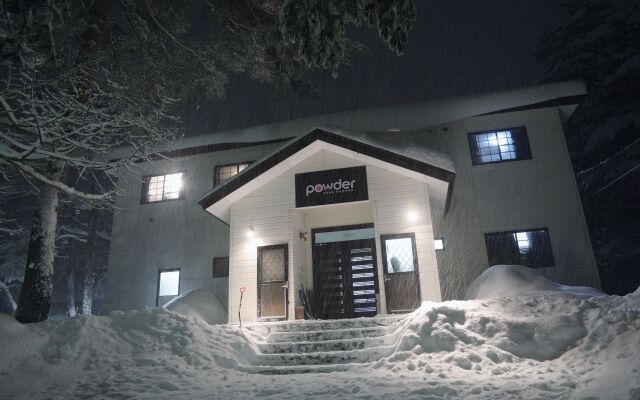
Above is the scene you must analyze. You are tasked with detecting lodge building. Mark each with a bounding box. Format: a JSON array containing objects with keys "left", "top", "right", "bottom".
[{"left": 105, "top": 81, "right": 601, "bottom": 323}]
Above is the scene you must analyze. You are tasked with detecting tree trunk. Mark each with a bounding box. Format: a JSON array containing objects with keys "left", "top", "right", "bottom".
[
  {"left": 66, "top": 241, "right": 77, "bottom": 318},
  {"left": 15, "top": 161, "right": 64, "bottom": 323},
  {"left": 80, "top": 208, "right": 98, "bottom": 315},
  {"left": 0, "top": 280, "right": 17, "bottom": 314}
]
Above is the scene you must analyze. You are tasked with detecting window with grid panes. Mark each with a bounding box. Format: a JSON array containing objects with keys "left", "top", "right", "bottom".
[
  {"left": 214, "top": 162, "right": 251, "bottom": 185},
  {"left": 484, "top": 228, "right": 555, "bottom": 268},
  {"left": 468, "top": 127, "right": 531, "bottom": 165},
  {"left": 141, "top": 173, "right": 183, "bottom": 204}
]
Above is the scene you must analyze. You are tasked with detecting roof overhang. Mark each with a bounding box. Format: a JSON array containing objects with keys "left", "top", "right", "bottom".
[{"left": 199, "top": 128, "right": 455, "bottom": 224}]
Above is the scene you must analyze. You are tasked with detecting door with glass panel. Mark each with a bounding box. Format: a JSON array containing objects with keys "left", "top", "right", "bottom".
[
  {"left": 257, "top": 244, "right": 288, "bottom": 320},
  {"left": 312, "top": 224, "right": 378, "bottom": 319},
  {"left": 381, "top": 233, "right": 421, "bottom": 313}
]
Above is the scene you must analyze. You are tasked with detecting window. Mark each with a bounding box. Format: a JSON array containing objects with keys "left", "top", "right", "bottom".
[
  {"left": 214, "top": 162, "right": 251, "bottom": 185},
  {"left": 484, "top": 228, "right": 555, "bottom": 268},
  {"left": 157, "top": 269, "right": 180, "bottom": 305},
  {"left": 381, "top": 233, "right": 419, "bottom": 274},
  {"left": 141, "top": 173, "right": 184, "bottom": 204},
  {"left": 468, "top": 127, "right": 531, "bottom": 165},
  {"left": 212, "top": 257, "right": 229, "bottom": 278}
]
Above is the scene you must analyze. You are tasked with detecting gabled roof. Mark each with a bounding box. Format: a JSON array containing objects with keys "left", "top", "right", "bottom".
[{"left": 198, "top": 127, "right": 455, "bottom": 215}]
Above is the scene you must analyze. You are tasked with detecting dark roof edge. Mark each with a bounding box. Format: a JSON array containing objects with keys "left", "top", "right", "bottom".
[
  {"left": 199, "top": 128, "right": 456, "bottom": 210},
  {"left": 476, "top": 94, "right": 586, "bottom": 117}
]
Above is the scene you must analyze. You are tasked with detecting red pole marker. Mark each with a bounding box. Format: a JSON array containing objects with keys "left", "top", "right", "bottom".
[{"left": 239, "top": 286, "right": 246, "bottom": 327}]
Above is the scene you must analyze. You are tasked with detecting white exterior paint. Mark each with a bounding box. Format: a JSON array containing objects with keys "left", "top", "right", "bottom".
[
  {"left": 105, "top": 83, "right": 600, "bottom": 320},
  {"left": 228, "top": 148, "right": 445, "bottom": 323}
]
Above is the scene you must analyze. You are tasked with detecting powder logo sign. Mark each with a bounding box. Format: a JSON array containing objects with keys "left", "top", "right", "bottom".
[{"left": 295, "top": 166, "right": 368, "bottom": 207}]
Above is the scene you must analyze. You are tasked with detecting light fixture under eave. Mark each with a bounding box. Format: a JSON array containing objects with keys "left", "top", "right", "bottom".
[
  {"left": 246, "top": 226, "right": 255, "bottom": 238},
  {"left": 407, "top": 210, "right": 418, "bottom": 222}
]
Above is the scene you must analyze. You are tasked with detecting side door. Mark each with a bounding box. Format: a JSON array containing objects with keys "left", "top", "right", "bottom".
[
  {"left": 381, "top": 233, "right": 421, "bottom": 313},
  {"left": 257, "top": 244, "right": 288, "bottom": 320}
]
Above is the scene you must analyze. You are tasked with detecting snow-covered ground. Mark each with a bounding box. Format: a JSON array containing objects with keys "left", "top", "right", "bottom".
[{"left": 1, "top": 266, "right": 639, "bottom": 400}]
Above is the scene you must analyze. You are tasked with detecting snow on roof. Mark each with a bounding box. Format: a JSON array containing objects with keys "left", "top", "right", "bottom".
[{"left": 160, "top": 80, "right": 586, "bottom": 152}]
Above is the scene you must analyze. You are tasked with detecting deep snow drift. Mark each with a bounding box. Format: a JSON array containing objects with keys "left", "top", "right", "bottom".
[
  {"left": 1, "top": 270, "right": 639, "bottom": 399},
  {"left": 465, "top": 265, "right": 605, "bottom": 300},
  {"left": 163, "top": 289, "right": 228, "bottom": 325}
]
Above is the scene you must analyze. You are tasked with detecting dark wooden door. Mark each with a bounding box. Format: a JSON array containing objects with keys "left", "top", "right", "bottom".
[
  {"left": 257, "top": 244, "right": 288, "bottom": 320},
  {"left": 381, "top": 233, "right": 421, "bottom": 313},
  {"left": 313, "top": 238, "right": 378, "bottom": 319}
]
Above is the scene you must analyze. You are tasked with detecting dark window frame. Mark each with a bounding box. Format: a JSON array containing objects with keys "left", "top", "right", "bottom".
[
  {"left": 467, "top": 126, "right": 532, "bottom": 166},
  {"left": 380, "top": 232, "right": 421, "bottom": 275},
  {"left": 484, "top": 227, "right": 555, "bottom": 268},
  {"left": 156, "top": 268, "right": 181, "bottom": 306},
  {"left": 214, "top": 161, "right": 254, "bottom": 186},
  {"left": 140, "top": 171, "right": 186, "bottom": 205},
  {"left": 212, "top": 256, "right": 229, "bottom": 278},
  {"left": 257, "top": 243, "right": 289, "bottom": 320}
]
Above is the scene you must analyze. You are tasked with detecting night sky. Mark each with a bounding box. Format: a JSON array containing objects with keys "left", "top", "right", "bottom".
[{"left": 186, "top": 0, "right": 567, "bottom": 134}]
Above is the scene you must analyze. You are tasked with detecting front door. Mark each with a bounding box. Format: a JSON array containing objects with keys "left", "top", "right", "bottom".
[
  {"left": 381, "top": 233, "right": 421, "bottom": 313},
  {"left": 257, "top": 244, "right": 288, "bottom": 320},
  {"left": 312, "top": 225, "right": 378, "bottom": 319}
]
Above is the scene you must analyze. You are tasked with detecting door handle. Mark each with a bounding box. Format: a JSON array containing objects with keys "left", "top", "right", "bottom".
[{"left": 384, "top": 276, "right": 391, "bottom": 282}]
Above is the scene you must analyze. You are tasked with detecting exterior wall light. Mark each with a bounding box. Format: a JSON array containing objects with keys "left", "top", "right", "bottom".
[
  {"left": 434, "top": 238, "right": 445, "bottom": 250},
  {"left": 407, "top": 210, "right": 418, "bottom": 222}
]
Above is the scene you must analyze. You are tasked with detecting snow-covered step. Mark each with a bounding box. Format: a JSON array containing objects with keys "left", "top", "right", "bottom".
[
  {"left": 263, "top": 325, "right": 390, "bottom": 343},
  {"left": 245, "top": 315, "right": 405, "bottom": 335},
  {"left": 239, "top": 363, "right": 356, "bottom": 375},
  {"left": 256, "top": 333, "right": 395, "bottom": 354},
  {"left": 252, "top": 345, "right": 395, "bottom": 366}
]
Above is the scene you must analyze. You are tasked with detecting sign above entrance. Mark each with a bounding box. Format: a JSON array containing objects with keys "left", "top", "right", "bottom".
[{"left": 295, "top": 166, "right": 368, "bottom": 208}]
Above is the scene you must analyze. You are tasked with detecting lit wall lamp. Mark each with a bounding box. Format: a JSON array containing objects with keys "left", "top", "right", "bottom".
[
  {"left": 407, "top": 210, "right": 418, "bottom": 222},
  {"left": 246, "top": 225, "right": 255, "bottom": 238}
]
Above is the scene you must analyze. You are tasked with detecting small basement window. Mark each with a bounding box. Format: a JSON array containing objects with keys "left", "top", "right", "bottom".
[
  {"left": 212, "top": 257, "right": 229, "bottom": 278},
  {"left": 468, "top": 127, "right": 531, "bottom": 165},
  {"left": 141, "top": 173, "right": 184, "bottom": 204},
  {"left": 214, "top": 162, "right": 252, "bottom": 185},
  {"left": 157, "top": 269, "right": 180, "bottom": 304},
  {"left": 484, "top": 228, "right": 554, "bottom": 268}
]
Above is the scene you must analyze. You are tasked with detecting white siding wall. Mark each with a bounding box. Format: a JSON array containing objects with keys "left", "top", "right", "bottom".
[
  {"left": 105, "top": 142, "right": 283, "bottom": 312},
  {"left": 229, "top": 149, "right": 440, "bottom": 323}
]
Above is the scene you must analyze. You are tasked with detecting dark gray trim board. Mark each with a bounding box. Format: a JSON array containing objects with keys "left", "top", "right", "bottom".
[
  {"left": 476, "top": 94, "right": 585, "bottom": 117},
  {"left": 199, "top": 128, "right": 456, "bottom": 210}
]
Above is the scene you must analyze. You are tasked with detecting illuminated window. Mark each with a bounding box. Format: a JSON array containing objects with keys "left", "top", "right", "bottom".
[
  {"left": 468, "top": 127, "right": 531, "bottom": 165},
  {"left": 484, "top": 228, "right": 554, "bottom": 268},
  {"left": 141, "top": 173, "right": 183, "bottom": 204},
  {"left": 214, "top": 162, "right": 252, "bottom": 185},
  {"left": 158, "top": 269, "right": 180, "bottom": 298}
]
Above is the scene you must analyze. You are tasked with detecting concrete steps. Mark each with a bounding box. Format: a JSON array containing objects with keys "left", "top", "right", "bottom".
[{"left": 241, "top": 314, "right": 410, "bottom": 374}]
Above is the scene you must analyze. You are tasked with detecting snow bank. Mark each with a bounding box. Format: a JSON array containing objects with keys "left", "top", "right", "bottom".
[
  {"left": 163, "top": 289, "right": 228, "bottom": 325},
  {"left": 465, "top": 264, "right": 604, "bottom": 300},
  {"left": 0, "top": 286, "right": 639, "bottom": 399}
]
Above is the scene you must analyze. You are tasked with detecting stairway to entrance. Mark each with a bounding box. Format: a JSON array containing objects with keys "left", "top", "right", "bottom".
[{"left": 240, "top": 315, "right": 410, "bottom": 374}]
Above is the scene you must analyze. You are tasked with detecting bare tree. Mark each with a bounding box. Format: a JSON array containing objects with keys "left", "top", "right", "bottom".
[{"left": 1, "top": 0, "right": 417, "bottom": 322}]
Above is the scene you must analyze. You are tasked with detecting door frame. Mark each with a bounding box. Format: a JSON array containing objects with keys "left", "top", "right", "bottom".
[
  {"left": 380, "top": 232, "right": 422, "bottom": 313},
  {"left": 311, "top": 223, "right": 377, "bottom": 319},
  {"left": 257, "top": 243, "right": 289, "bottom": 321}
]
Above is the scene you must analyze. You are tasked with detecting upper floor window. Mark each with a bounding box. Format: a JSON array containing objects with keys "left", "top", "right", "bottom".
[
  {"left": 214, "top": 162, "right": 251, "bottom": 185},
  {"left": 141, "top": 172, "right": 183, "bottom": 204},
  {"left": 468, "top": 127, "right": 531, "bottom": 165},
  {"left": 484, "top": 228, "right": 555, "bottom": 268}
]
